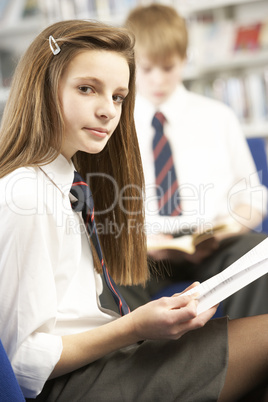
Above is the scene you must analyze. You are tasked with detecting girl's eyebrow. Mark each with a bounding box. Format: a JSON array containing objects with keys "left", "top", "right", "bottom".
[
  {"left": 74, "top": 76, "right": 101, "bottom": 84},
  {"left": 74, "top": 76, "right": 129, "bottom": 94}
]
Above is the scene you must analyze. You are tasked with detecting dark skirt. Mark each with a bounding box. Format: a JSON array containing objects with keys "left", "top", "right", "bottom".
[{"left": 28, "top": 317, "right": 228, "bottom": 402}]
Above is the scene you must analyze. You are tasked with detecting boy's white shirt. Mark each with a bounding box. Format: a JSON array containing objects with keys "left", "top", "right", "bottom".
[{"left": 134, "top": 84, "right": 268, "bottom": 235}]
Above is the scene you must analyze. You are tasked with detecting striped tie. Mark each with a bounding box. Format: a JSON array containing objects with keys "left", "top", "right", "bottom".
[
  {"left": 70, "top": 171, "right": 130, "bottom": 316},
  {"left": 152, "top": 112, "right": 181, "bottom": 216}
]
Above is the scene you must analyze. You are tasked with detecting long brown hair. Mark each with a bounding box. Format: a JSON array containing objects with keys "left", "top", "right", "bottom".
[{"left": 0, "top": 19, "right": 148, "bottom": 285}]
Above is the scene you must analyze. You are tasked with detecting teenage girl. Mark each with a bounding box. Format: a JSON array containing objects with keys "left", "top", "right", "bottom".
[{"left": 0, "top": 19, "right": 267, "bottom": 402}]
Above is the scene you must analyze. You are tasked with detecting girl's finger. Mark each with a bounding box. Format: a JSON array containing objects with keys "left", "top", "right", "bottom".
[
  {"left": 181, "top": 281, "right": 200, "bottom": 293},
  {"left": 169, "top": 293, "right": 199, "bottom": 310},
  {"left": 168, "top": 299, "right": 199, "bottom": 330},
  {"left": 171, "top": 281, "right": 200, "bottom": 297}
]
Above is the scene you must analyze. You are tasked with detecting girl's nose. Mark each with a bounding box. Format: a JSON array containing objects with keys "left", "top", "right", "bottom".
[{"left": 96, "top": 97, "right": 117, "bottom": 120}]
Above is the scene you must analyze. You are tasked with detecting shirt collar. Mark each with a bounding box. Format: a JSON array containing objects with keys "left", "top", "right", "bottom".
[
  {"left": 161, "top": 83, "right": 186, "bottom": 121},
  {"left": 135, "top": 92, "right": 156, "bottom": 123},
  {"left": 39, "top": 153, "right": 75, "bottom": 197}
]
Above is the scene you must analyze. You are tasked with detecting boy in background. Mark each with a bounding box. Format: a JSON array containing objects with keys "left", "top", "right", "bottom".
[{"left": 118, "top": 4, "right": 268, "bottom": 319}]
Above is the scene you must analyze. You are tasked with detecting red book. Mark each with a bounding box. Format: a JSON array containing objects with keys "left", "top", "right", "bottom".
[{"left": 234, "top": 23, "right": 262, "bottom": 51}]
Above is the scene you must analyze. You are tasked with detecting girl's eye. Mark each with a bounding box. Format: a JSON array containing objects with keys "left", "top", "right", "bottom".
[
  {"left": 78, "top": 86, "right": 93, "bottom": 94},
  {"left": 113, "top": 95, "right": 125, "bottom": 104}
]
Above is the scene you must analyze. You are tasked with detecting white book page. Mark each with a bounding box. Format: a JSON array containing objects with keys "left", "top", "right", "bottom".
[{"left": 182, "top": 238, "right": 268, "bottom": 315}]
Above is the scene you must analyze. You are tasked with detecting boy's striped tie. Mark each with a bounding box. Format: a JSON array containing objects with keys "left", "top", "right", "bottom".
[{"left": 152, "top": 112, "right": 181, "bottom": 216}]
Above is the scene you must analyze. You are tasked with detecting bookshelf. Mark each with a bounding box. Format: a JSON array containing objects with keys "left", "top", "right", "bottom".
[
  {"left": 0, "top": 0, "right": 45, "bottom": 119},
  {"left": 183, "top": 49, "right": 268, "bottom": 81},
  {"left": 0, "top": 0, "right": 268, "bottom": 138},
  {"left": 180, "top": 0, "right": 268, "bottom": 138}
]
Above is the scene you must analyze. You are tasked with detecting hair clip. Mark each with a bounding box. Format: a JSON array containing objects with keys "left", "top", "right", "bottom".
[{"left": 49, "top": 35, "right": 61, "bottom": 55}]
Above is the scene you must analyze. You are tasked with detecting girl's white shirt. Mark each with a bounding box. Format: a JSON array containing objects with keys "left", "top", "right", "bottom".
[{"left": 0, "top": 154, "right": 118, "bottom": 398}]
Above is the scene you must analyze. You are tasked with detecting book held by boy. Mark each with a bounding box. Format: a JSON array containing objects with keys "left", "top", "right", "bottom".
[{"left": 147, "top": 222, "right": 241, "bottom": 255}]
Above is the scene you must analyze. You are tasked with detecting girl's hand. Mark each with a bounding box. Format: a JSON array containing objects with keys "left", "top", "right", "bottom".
[
  {"left": 50, "top": 281, "right": 217, "bottom": 378},
  {"left": 129, "top": 290, "right": 217, "bottom": 341}
]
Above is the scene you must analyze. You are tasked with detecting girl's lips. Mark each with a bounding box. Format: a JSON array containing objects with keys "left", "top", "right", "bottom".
[{"left": 84, "top": 127, "right": 108, "bottom": 138}]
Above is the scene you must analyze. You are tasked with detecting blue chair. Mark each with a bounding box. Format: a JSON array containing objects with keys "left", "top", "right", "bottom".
[
  {"left": 247, "top": 137, "right": 268, "bottom": 233},
  {"left": 0, "top": 340, "right": 25, "bottom": 401}
]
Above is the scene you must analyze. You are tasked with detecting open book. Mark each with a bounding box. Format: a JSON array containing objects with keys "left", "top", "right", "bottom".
[
  {"left": 181, "top": 237, "right": 268, "bottom": 315},
  {"left": 147, "top": 222, "right": 241, "bottom": 255}
]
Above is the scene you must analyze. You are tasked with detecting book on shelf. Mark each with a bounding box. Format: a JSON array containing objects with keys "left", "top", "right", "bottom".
[
  {"left": 0, "top": 0, "right": 25, "bottom": 27},
  {"left": 244, "top": 70, "right": 268, "bottom": 123},
  {"left": 225, "top": 76, "right": 249, "bottom": 122},
  {"left": 22, "top": 0, "right": 40, "bottom": 18},
  {"left": 259, "top": 18, "right": 268, "bottom": 48},
  {"left": 234, "top": 23, "right": 262, "bottom": 51},
  {"left": 147, "top": 222, "right": 241, "bottom": 255},
  {"left": 0, "top": 0, "right": 9, "bottom": 22}
]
